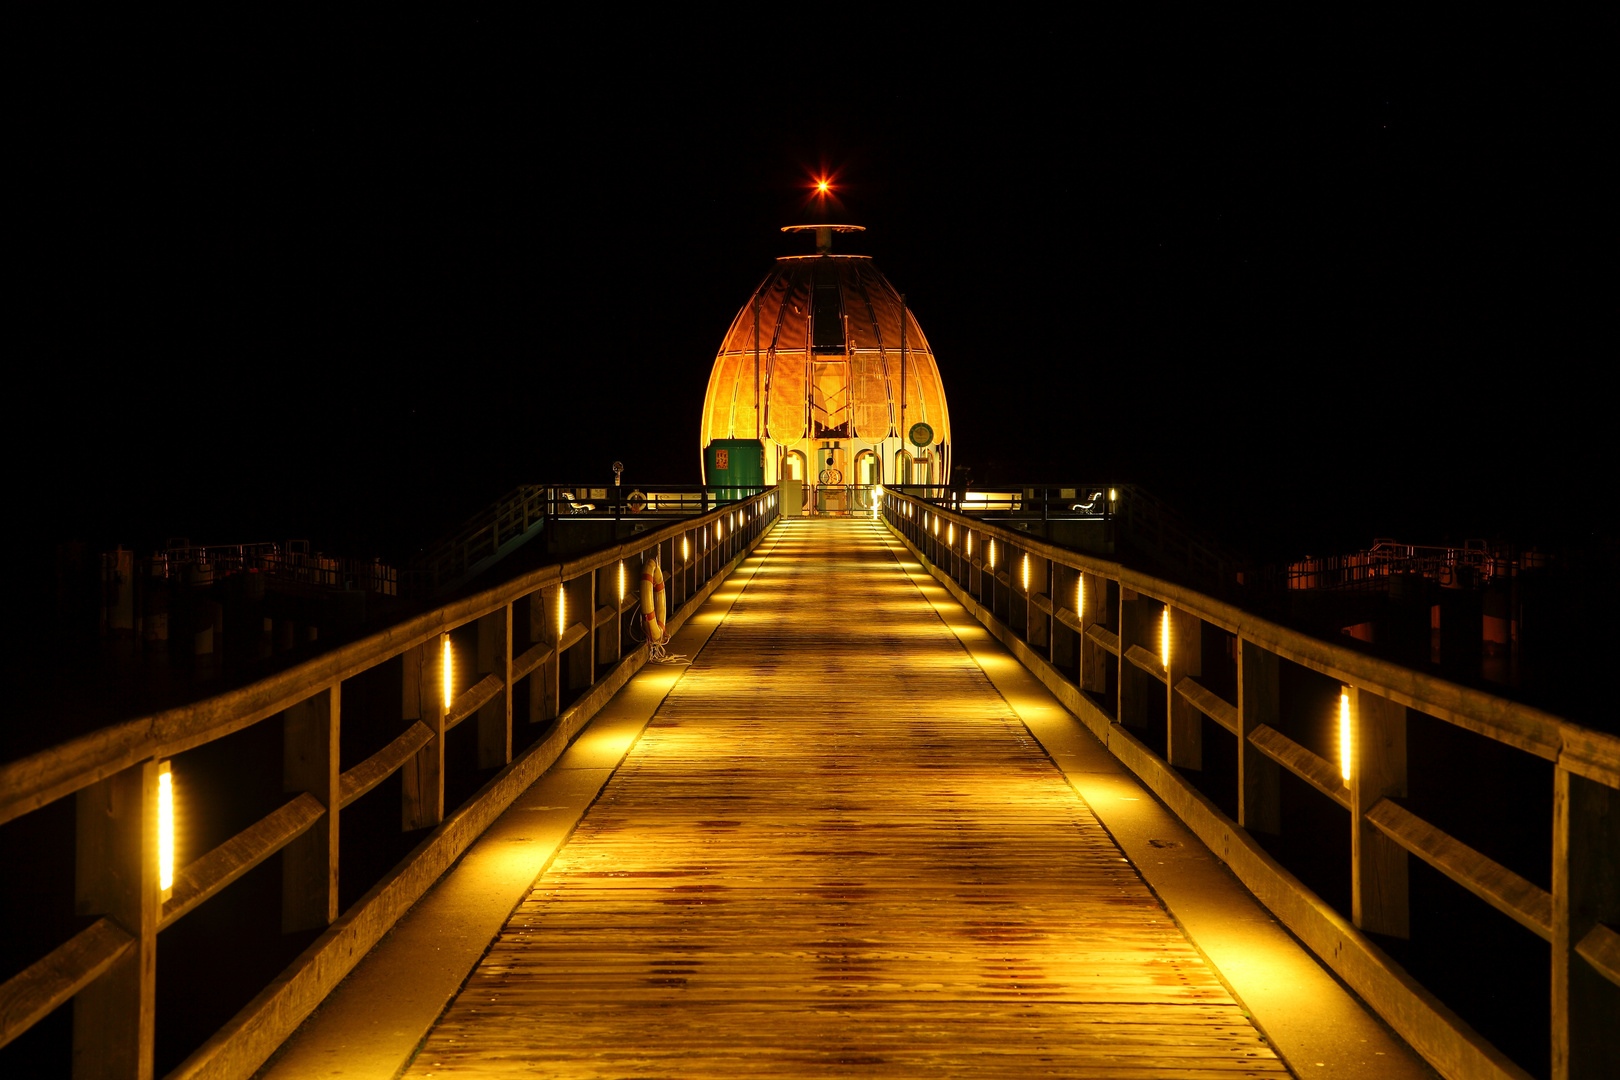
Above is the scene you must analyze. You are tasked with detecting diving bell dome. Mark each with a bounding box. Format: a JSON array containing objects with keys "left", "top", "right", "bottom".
[{"left": 700, "top": 224, "right": 951, "bottom": 491}]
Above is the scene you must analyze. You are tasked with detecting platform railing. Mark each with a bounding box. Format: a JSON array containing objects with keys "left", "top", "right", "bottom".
[
  {"left": 0, "top": 490, "right": 778, "bottom": 1080},
  {"left": 883, "top": 489, "right": 1618, "bottom": 1080}
]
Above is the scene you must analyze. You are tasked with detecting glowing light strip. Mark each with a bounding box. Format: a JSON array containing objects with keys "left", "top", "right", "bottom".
[
  {"left": 158, "top": 762, "right": 174, "bottom": 894},
  {"left": 1022, "top": 554, "right": 1029, "bottom": 592},
  {"left": 1160, "top": 609, "right": 1170, "bottom": 668},
  {"left": 1340, "top": 692, "right": 1352, "bottom": 781},
  {"left": 442, "top": 637, "right": 453, "bottom": 710},
  {"left": 558, "top": 587, "right": 566, "bottom": 636}
]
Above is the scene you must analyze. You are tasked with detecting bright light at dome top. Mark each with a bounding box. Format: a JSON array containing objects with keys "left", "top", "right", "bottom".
[{"left": 816, "top": 178, "right": 830, "bottom": 194}]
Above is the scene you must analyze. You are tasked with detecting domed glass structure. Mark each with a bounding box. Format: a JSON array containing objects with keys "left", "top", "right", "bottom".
[{"left": 700, "top": 225, "right": 950, "bottom": 501}]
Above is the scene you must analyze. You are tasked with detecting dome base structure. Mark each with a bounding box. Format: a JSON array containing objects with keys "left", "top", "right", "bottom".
[{"left": 700, "top": 228, "right": 951, "bottom": 510}]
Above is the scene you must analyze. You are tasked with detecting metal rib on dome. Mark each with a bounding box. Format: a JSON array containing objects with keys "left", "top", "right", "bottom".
[{"left": 700, "top": 230, "right": 950, "bottom": 495}]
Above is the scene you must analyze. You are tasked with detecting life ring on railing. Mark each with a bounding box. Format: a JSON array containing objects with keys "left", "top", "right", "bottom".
[{"left": 640, "top": 556, "right": 667, "bottom": 644}]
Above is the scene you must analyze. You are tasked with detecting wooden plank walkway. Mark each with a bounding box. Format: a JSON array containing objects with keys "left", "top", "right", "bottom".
[{"left": 405, "top": 518, "right": 1288, "bottom": 1078}]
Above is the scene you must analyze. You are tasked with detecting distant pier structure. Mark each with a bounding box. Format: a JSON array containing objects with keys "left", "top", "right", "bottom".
[{"left": 699, "top": 224, "right": 951, "bottom": 509}]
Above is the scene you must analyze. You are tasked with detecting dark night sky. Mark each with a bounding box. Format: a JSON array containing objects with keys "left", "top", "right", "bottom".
[{"left": 15, "top": 20, "right": 1613, "bottom": 567}]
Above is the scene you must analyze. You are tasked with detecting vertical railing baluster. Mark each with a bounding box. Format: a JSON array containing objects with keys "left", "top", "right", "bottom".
[
  {"left": 1167, "top": 608, "right": 1202, "bottom": 769},
  {"left": 1551, "top": 768, "right": 1618, "bottom": 1080},
  {"left": 73, "top": 760, "right": 158, "bottom": 1080},
  {"left": 1237, "top": 637, "right": 1281, "bottom": 834},
  {"left": 1350, "top": 687, "right": 1409, "bottom": 938},
  {"left": 282, "top": 687, "right": 339, "bottom": 931}
]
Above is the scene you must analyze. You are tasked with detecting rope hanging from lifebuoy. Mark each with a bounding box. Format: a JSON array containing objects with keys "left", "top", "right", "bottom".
[{"left": 638, "top": 554, "right": 683, "bottom": 662}]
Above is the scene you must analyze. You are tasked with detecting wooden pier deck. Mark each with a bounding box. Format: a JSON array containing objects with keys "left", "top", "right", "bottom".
[{"left": 404, "top": 518, "right": 1287, "bottom": 1078}]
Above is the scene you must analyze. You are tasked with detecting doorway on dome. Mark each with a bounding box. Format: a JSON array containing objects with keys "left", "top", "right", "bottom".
[
  {"left": 852, "top": 449, "right": 878, "bottom": 508},
  {"left": 782, "top": 449, "right": 806, "bottom": 483},
  {"left": 811, "top": 361, "right": 851, "bottom": 439},
  {"left": 895, "top": 449, "right": 913, "bottom": 491}
]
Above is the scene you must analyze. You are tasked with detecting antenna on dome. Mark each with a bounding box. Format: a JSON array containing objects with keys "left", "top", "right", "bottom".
[{"left": 782, "top": 223, "right": 865, "bottom": 255}]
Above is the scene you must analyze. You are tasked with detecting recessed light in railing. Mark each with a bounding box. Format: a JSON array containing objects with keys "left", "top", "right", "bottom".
[
  {"left": 1340, "top": 691, "right": 1352, "bottom": 782},
  {"left": 1160, "top": 609, "right": 1170, "bottom": 669},
  {"left": 443, "top": 637, "right": 454, "bottom": 710},
  {"left": 158, "top": 761, "right": 174, "bottom": 899}
]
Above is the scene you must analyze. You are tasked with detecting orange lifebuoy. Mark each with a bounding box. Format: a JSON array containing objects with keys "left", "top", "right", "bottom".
[{"left": 640, "top": 556, "right": 666, "bottom": 644}]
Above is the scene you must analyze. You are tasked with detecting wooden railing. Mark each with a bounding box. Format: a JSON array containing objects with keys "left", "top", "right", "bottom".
[
  {"left": 0, "top": 490, "right": 778, "bottom": 1080},
  {"left": 883, "top": 490, "right": 1618, "bottom": 1080}
]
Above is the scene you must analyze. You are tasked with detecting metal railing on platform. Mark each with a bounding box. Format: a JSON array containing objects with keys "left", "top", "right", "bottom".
[
  {"left": 0, "top": 490, "right": 780, "bottom": 1080},
  {"left": 883, "top": 489, "right": 1619, "bottom": 1080},
  {"left": 405, "top": 484, "right": 769, "bottom": 595}
]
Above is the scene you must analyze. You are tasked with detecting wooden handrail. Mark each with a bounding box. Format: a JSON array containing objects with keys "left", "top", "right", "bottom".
[
  {"left": 1245, "top": 724, "right": 1351, "bottom": 809},
  {"left": 161, "top": 794, "right": 327, "bottom": 930},
  {"left": 0, "top": 497, "right": 756, "bottom": 828},
  {"left": 339, "top": 722, "right": 435, "bottom": 809},
  {"left": 886, "top": 489, "right": 1620, "bottom": 1080},
  {"left": 887, "top": 490, "right": 1620, "bottom": 785},
  {"left": 1576, "top": 924, "right": 1620, "bottom": 990},
  {"left": 1176, "top": 678, "right": 1239, "bottom": 736},
  {"left": 0, "top": 918, "right": 134, "bottom": 1050},
  {"left": 445, "top": 674, "right": 504, "bottom": 732},
  {"left": 1365, "top": 798, "right": 1552, "bottom": 941},
  {"left": 0, "top": 485, "right": 781, "bottom": 1079}
]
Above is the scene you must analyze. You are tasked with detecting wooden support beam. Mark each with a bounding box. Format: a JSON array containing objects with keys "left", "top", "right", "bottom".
[
  {"left": 0, "top": 918, "right": 133, "bottom": 1052},
  {"left": 1167, "top": 606, "right": 1202, "bottom": 769},
  {"left": 529, "top": 586, "right": 561, "bottom": 727},
  {"left": 1080, "top": 572, "right": 1108, "bottom": 694},
  {"left": 1083, "top": 623, "right": 1119, "bottom": 656},
  {"left": 339, "top": 722, "right": 433, "bottom": 809},
  {"left": 1248, "top": 723, "right": 1351, "bottom": 810},
  {"left": 282, "top": 687, "right": 339, "bottom": 933},
  {"left": 1575, "top": 923, "right": 1620, "bottom": 990},
  {"left": 592, "top": 603, "right": 616, "bottom": 629},
  {"left": 476, "top": 607, "right": 510, "bottom": 769},
  {"left": 511, "top": 641, "right": 553, "bottom": 685},
  {"left": 444, "top": 674, "right": 503, "bottom": 732},
  {"left": 74, "top": 760, "right": 158, "bottom": 1080},
  {"left": 1553, "top": 768, "right": 1620, "bottom": 1080},
  {"left": 162, "top": 794, "right": 325, "bottom": 929},
  {"left": 400, "top": 637, "right": 445, "bottom": 830},
  {"left": 1176, "top": 677, "right": 1239, "bottom": 736},
  {"left": 1366, "top": 797, "right": 1550, "bottom": 940},
  {"left": 1351, "top": 687, "right": 1408, "bottom": 939},
  {"left": 1238, "top": 638, "right": 1281, "bottom": 835},
  {"left": 1124, "top": 644, "right": 1168, "bottom": 683}
]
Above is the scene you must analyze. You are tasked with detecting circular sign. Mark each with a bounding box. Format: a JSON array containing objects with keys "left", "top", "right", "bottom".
[
  {"left": 908, "top": 422, "right": 934, "bottom": 447},
  {"left": 626, "top": 489, "right": 647, "bottom": 514},
  {"left": 819, "top": 468, "right": 843, "bottom": 485}
]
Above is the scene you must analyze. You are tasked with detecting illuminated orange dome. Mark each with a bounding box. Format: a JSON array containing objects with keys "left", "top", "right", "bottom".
[{"left": 700, "top": 225, "right": 951, "bottom": 491}]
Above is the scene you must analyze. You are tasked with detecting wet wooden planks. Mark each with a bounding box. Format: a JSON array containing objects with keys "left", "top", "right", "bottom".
[{"left": 406, "top": 519, "right": 1286, "bottom": 1078}]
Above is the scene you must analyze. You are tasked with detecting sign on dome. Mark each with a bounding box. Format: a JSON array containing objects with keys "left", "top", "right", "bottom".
[{"left": 908, "top": 422, "right": 934, "bottom": 448}]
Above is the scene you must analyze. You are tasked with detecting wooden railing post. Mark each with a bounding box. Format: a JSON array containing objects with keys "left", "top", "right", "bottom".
[
  {"left": 1117, "top": 587, "right": 1153, "bottom": 732},
  {"left": 1167, "top": 607, "right": 1202, "bottom": 769},
  {"left": 1351, "top": 686, "right": 1409, "bottom": 938},
  {"left": 73, "top": 760, "right": 157, "bottom": 1080},
  {"left": 476, "top": 607, "right": 510, "bottom": 768},
  {"left": 530, "top": 586, "right": 560, "bottom": 726},
  {"left": 565, "top": 572, "right": 595, "bottom": 695},
  {"left": 282, "top": 686, "right": 339, "bottom": 932},
  {"left": 1027, "top": 554, "right": 1050, "bottom": 656},
  {"left": 1552, "top": 768, "right": 1619, "bottom": 1080},
  {"left": 400, "top": 635, "right": 445, "bottom": 830},
  {"left": 1237, "top": 637, "right": 1281, "bottom": 834},
  {"left": 1080, "top": 571, "right": 1106, "bottom": 695}
]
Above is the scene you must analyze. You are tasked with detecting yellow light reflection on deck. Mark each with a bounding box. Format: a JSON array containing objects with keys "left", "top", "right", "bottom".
[
  {"left": 1160, "top": 609, "right": 1170, "bottom": 668},
  {"left": 158, "top": 761, "right": 174, "bottom": 894},
  {"left": 442, "top": 636, "right": 453, "bottom": 709},
  {"left": 1339, "top": 691, "right": 1352, "bottom": 781}
]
